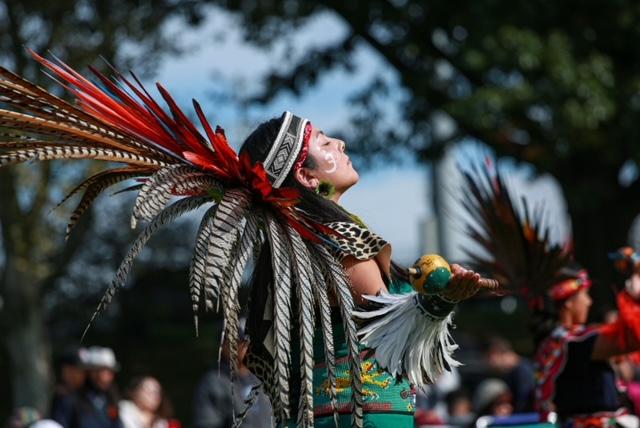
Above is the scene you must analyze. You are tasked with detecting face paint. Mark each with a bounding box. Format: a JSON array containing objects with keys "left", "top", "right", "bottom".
[
  {"left": 302, "top": 124, "right": 359, "bottom": 200},
  {"left": 323, "top": 151, "right": 337, "bottom": 173}
]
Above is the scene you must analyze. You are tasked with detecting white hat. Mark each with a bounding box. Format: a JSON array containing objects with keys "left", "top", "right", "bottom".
[
  {"left": 84, "top": 346, "right": 120, "bottom": 371},
  {"left": 473, "top": 378, "right": 510, "bottom": 413},
  {"left": 30, "top": 421, "right": 64, "bottom": 428}
]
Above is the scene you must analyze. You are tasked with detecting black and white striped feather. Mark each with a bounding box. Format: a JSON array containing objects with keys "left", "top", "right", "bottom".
[
  {"left": 265, "top": 212, "right": 294, "bottom": 423},
  {"left": 62, "top": 168, "right": 149, "bottom": 239},
  {"left": 81, "top": 195, "right": 211, "bottom": 340},
  {"left": 286, "top": 226, "right": 317, "bottom": 427},
  {"left": 221, "top": 214, "right": 260, "bottom": 424},
  {"left": 131, "top": 165, "right": 207, "bottom": 227},
  {"left": 188, "top": 204, "right": 219, "bottom": 334},
  {"left": 203, "top": 189, "right": 250, "bottom": 311},
  {"left": 310, "top": 252, "right": 339, "bottom": 425},
  {"left": 0, "top": 145, "right": 167, "bottom": 168}
]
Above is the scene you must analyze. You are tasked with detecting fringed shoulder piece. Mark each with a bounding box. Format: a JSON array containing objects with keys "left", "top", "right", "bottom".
[{"left": 325, "top": 221, "right": 392, "bottom": 278}]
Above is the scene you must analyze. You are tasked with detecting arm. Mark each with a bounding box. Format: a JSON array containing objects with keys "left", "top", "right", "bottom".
[
  {"left": 342, "top": 256, "right": 388, "bottom": 305},
  {"left": 592, "top": 290, "right": 640, "bottom": 360},
  {"left": 344, "top": 256, "right": 483, "bottom": 305}
]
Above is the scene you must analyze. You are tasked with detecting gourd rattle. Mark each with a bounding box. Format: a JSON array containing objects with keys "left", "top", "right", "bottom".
[{"left": 407, "top": 254, "right": 501, "bottom": 295}]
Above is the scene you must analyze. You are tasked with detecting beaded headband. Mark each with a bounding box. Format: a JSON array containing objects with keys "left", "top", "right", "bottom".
[
  {"left": 549, "top": 269, "right": 592, "bottom": 302},
  {"left": 263, "top": 111, "right": 310, "bottom": 188}
]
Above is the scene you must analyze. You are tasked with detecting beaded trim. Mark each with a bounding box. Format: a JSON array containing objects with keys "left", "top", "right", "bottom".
[{"left": 263, "top": 111, "right": 310, "bottom": 188}]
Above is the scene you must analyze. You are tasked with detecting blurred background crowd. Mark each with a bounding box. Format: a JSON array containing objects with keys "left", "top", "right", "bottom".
[{"left": 8, "top": 315, "right": 640, "bottom": 428}]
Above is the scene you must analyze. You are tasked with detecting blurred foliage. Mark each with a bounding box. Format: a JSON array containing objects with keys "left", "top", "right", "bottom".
[
  {"left": 0, "top": 0, "right": 213, "bottom": 414},
  {"left": 212, "top": 0, "right": 640, "bottom": 285}
]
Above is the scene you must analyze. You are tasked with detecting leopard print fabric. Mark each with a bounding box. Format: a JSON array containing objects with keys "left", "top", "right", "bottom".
[
  {"left": 326, "top": 221, "right": 390, "bottom": 262},
  {"left": 246, "top": 351, "right": 274, "bottom": 397}
]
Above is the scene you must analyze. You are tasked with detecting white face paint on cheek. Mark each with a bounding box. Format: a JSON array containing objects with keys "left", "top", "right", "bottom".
[{"left": 323, "top": 152, "right": 337, "bottom": 173}]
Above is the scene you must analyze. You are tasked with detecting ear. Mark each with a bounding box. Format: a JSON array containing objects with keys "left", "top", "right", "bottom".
[{"left": 294, "top": 167, "right": 320, "bottom": 190}]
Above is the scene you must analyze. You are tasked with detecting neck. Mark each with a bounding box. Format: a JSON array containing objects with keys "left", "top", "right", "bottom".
[
  {"left": 331, "top": 183, "right": 353, "bottom": 203},
  {"left": 558, "top": 310, "right": 576, "bottom": 329},
  {"left": 136, "top": 407, "right": 155, "bottom": 425}
]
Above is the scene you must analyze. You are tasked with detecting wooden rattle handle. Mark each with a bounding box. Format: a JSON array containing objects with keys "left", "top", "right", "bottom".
[
  {"left": 407, "top": 267, "right": 501, "bottom": 292},
  {"left": 478, "top": 277, "right": 500, "bottom": 291}
]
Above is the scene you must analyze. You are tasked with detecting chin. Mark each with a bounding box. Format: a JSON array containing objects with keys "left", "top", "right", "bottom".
[{"left": 350, "top": 170, "right": 360, "bottom": 184}]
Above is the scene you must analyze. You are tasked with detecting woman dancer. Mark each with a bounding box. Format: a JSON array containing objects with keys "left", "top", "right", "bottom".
[{"left": 0, "top": 53, "right": 492, "bottom": 427}]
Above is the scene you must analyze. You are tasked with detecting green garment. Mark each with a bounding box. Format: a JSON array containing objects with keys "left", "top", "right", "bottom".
[{"left": 287, "top": 305, "right": 415, "bottom": 426}]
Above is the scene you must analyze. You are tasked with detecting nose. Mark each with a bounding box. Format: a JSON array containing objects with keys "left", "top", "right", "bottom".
[{"left": 338, "top": 140, "right": 345, "bottom": 153}]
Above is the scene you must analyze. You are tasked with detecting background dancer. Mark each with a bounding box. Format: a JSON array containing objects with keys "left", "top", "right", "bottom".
[{"left": 461, "top": 165, "right": 640, "bottom": 427}]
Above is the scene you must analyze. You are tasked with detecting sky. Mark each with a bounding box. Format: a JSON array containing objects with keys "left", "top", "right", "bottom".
[{"left": 141, "top": 6, "right": 571, "bottom": 264}]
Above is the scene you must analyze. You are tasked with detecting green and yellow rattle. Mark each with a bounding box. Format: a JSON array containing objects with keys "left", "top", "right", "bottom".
[{"left": 407, "top": 254, "right": 501, "bottom": 295}]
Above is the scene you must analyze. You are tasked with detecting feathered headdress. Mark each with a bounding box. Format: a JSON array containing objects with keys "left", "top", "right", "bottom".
[
  {"left": 459, "top": 162, "right": 584, "bottom": 310},
  {"left": 0, "top": 51, "right": 363, "bottom": 427}
]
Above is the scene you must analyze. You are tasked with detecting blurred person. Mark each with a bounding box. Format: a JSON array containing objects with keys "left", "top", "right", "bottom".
[
  {"left": 472, "top": 379, "right": 514, "bottom": 418},
  {"left": 445, "top": 389, "right": 474, "bottom": 426},
  {"left": 5, "top": 407, "right": 40, "bottom": 428},
  {"left": 30, "top": 421, "right": 64, "bottom": 428},
  {"left": 484, "top": 336, "right": 535, "bottom": 412},
  {"left": 612, "top": 355, "right": 640, "bottom": 416},
  {"left": 414, "top": 409, "right": 445, "bottom": 428},
  {"left": 193, "top": 320, "right": 272, "bottom": 428},
  {"left": 58, "top": 347, "right": 89, "bottom": 391},
  {"left": 415, "top": 366, "right": 462, "bottom": 421},
  {"left": 462, "top": 169, "right": 640, "bottom": 427},
  {"left": 119, "top": 376, "right": 179, "bottom": 428},
  {"left": 53, "top": 346, "right": 123, "bottom": 428},
  {"left": 0, "top": 58, "right": 495, "bottom": 427},
  {"left": 50, "top": 347, "right": 89, "bottom": 422}
]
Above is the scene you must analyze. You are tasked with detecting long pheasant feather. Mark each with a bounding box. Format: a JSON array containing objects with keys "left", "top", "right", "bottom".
[
  {"left": 309, "top": 252, "right": 339, "bottom": 424},
  {"left": 265, "top": 213, "right": 293, "bottom": 423},
  {"left": 202, "top": 189, "right": 250, "bottom": 311},
  {"left": 221, "top": 214, "right": 260, "bottom": 424},
  {"left": 188, "top": 205, "right": 219, "bottom": 334},
  {"left": 0, "top": 145, "right": 167, "bottom": 168},
  {"left": 53, "top": 167, "right": 149, "bottom": 212},
  {"left": 82, "top": 195, "right": 211, "bottom": 340},
  {"left": 65, "top": 168, "right": 150, "bottom": 239},
  {"left": 131, "top": 165, "right": 205, "bottom": 227},
  {"left": 286, "top": 227, "right": 316, "bottom": 427}
]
